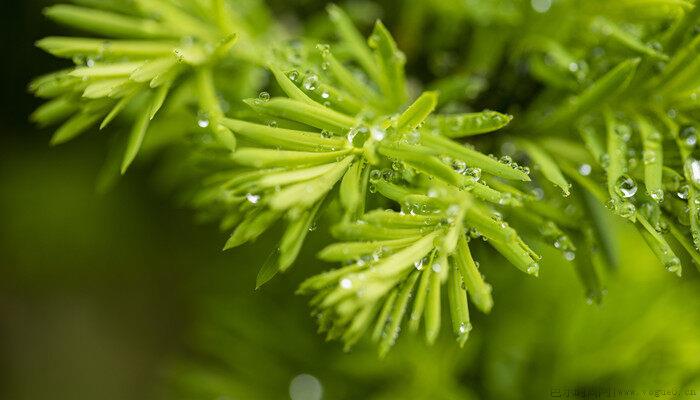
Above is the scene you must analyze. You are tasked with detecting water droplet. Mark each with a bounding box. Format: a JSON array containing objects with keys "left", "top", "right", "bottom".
[
  {"left": 464, "top": 167, "right": 481, "bottom": 182},
  {"left": 446, "top": 204, "right": 461, "bottom": 221},
  {"left": 321, "top": 130, "right": 332, "bottom": 139},
  {"left": 431, "top": 263, "right": 442, "bottom": 273},
  {"left": 680, "top": 125, "right": 698, "bottom": 148},
  {"left": 576, "top": 163, "right": 591, "bottom": 176},
  {"left": 642, "top": 150, "right": 656, "bottom": 165},
  {"left": 665, "top": 257, "right": 681, "bottom": 276},
  {"left": 289, "top": 374, "right": 323, "bottom": 400},
  {"left": 531, "top": 0, "right": 552, "bottom": 13},
  {"left": 650, "top": 189, "right": 664, "bottom": 202},
  {"left": 526, "top": 188, "right": 543, "bottom": 202},
  {"left": 458, "top": 322, "right": 472, "bottom": 334},
  {"left": 615, "top": 175, "right": 638, "bottom": 198},
  {"left": 308, "top": 220, "right": 318, "bottom": 232},
  {"left": 340, "top": 278, "right": 352, "bottom": 289},
  {"left": 404, "top": 130, "right": 421, "bottom": 144},
  {"left": 197, "top": 111, "right": 210, "bottom": 128},
  {"left": 684, "top": 158, "right": 700, "bottom": 189},
  {"left": 615, "top": 125, "right": 632, "bottom": 142},
  {"left": 618, "top": 201, "right": 637, "bottom": 218},
  {"left": 677, "top": 185, "right": 690, "bottom": 200},
  {"left": 500, "top": 141, "right": 516, "bottom": 155},
  {"left": 347, "top": 126, "right": 369, "bottom": 147},
  {"left": 451, "top": 159, "right": 467, "bottom": 174},
  {"left": 321, "top": 90, "right": 330, "bottom": 99},
  {"left": 414, "top": 258, "right": 426, "bottom": 270},
  {"left": 370, "top": 126, "right": 386, "bottom": 141},
  {"left": 564, "top": 251, "right": 575, "bottom": 261},
  {"left": 369, "top": 169, "right": 382, "bottom": 181},
  {"left": 498, "top": 192, "right": 513, "bottom": 205},
  {"left": 245, "top": 193, "right": 260, "bottom": 204},
  {"left": 315, "top": 43, "right": 330, "bottom": 56},
  {"left": 382, "top": 169, "right": 395, "bottom": 181},
  {"left": 287, "top": 70, "right": 300, "bottom": 82},
  {"left": 527, "top": 263, "right": 540, "bottom": 276},
  {"left": 173, "top": 49, "right": 184, "bottom": 63},
  {"left": 303, "top": 74, "right": 318, "bottom": 91}
]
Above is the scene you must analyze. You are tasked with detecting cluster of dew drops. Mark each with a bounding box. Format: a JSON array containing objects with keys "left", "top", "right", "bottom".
[{"left": 576, "top": 112, "right": 700, "bottom": 262}]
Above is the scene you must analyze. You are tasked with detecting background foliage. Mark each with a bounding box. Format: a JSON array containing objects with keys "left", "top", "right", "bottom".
[{"left": 2, "top": 0, "right": 700, "bottom": 399}]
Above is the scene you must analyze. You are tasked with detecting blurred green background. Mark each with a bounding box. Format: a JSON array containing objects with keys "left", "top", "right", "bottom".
[{"left": 2, "top": 1, "right": 699, "bottom": 400}]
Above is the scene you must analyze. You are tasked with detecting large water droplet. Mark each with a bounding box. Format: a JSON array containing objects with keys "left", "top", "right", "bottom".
[
  {"left": 615, "top": 175, "right": 638, "bottom": 198},
  {"left": 303, "top": 74, "right": 318, "bottom": 91}
]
